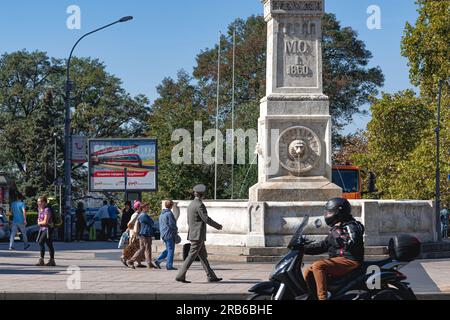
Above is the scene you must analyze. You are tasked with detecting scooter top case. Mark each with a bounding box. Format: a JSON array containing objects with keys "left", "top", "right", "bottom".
[{"left": 388, "top": 235, "right": 421, "bottom": 262}]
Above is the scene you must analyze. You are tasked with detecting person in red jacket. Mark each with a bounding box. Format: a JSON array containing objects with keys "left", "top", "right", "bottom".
[{"left": 304, "top": 198, "right": 365, "bottom": 300}]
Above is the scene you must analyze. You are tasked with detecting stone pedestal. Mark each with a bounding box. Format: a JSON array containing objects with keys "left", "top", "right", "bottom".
[
  {"left": 172, "top": 200, "right": 438, "bottom": 248},
  {"left": 250, "top": 0, "right": 342, "bottom": 200},
  {"left": 250, "top": 176, "right": 342, "bottom": 202}
]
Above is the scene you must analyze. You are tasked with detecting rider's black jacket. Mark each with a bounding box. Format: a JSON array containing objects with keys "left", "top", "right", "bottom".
[{"left": 304, "top": 219, "right": 365, "bottom": 262}]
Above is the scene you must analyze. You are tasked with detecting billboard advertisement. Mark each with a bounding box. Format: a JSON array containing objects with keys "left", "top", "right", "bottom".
[
  {"left": 72, "top": 135, "right": 87, "bottom": 163},
  {"left": 88, "top": 139, "right": 157, "bottom": 192}
]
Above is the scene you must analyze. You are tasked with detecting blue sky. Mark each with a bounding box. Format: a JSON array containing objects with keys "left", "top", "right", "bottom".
[{"left": 0, "top": 0, "right": 419, "bottom": 134}]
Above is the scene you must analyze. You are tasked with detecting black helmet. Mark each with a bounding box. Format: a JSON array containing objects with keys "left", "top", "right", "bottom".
[{"left": 324, "top": 198, "right": 352, "bottom": 227}]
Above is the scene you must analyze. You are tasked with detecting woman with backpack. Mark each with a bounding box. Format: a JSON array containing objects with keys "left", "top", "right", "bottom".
[{"left": 36, "top": 196, "right": 56, "bottom": 267}]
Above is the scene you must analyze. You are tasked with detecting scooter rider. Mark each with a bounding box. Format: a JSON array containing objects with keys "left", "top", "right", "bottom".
[{"left": 303, "top": 198, "right": 365, "bottom": 300}]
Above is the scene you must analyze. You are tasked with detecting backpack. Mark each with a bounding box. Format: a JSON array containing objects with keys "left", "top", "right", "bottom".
[{"left": 47, "top": 205, "right": 62, "bottom": 228}]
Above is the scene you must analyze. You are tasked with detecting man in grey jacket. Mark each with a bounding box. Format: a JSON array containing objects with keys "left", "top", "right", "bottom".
[
  {"left": 155, "top": 200, "right": 178, "bottom": 270},
  {"left": 176, "top": 185, "right": 223, "bottom": 283}
]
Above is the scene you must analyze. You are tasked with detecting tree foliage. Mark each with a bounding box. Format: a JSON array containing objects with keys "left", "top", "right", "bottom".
[
  {"left": 0, "top": 50, "right": 150, "bottom": 200},
  {"left": 333, "top": 130, "right": 368, "bottom": 165},
  {"left": 401, "top": 0, "right": 450, "bottom": 99},
  {"left": 353, "top": 91, "right": 434, "bottom": 199},
  {"left": 354, "top": 1, "right": 450, "bottom": 203}
]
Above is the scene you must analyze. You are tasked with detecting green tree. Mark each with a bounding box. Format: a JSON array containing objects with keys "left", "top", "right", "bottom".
[
  {"left": 401, "top": 0, "right": 450, "bottom": 99},
  {"left": 389, "top": 107, "right": 449, "bottom": 202},
  {"left": 353, "top": 91, "right": 434, "bottom": 199},
  {"left": 145, "top": 71, "right": 212, "bottom": 209},
  {"left": 333, "top": 130, "right": 368, "bottom": 165},
  {"left": 355, "top": 0, "right": 450, "bottom": 202},
  {"left": 0, "top": 50, "right": 150, "bottom": 200},
  {"left": 0, "top": 51, "right": 63, "bottom": 196}
]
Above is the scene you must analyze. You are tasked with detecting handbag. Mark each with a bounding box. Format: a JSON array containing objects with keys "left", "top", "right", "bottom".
[
  {"left": 118, "top": 231, "right": 129, "bottom": 249},
  {"left": 175, "top": 233, "right": 182, "bottom": 244}
]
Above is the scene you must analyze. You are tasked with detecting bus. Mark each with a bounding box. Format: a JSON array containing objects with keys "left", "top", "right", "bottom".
[{"left": 332, "top": 165, "right": 362, "bottom": 200}]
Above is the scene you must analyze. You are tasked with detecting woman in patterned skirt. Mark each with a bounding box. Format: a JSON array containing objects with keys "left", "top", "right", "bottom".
[{"left": 121, "top": 201, "right": 146, "bottom": 268}]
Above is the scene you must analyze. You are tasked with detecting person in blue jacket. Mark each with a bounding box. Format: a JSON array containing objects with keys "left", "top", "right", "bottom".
[
  {"left": 126, "top": 203, "right": 158, "bottom": 269},
  {"left": 155, "top": 200, "right": 179, "bottom": 270}
]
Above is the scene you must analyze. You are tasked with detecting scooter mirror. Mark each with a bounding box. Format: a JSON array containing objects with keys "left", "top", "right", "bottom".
[{"left": 314, "top": 219, "right": 322, "bottom": 229}]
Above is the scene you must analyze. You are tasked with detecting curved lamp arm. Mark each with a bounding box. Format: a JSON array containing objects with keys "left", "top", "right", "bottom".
[{"left": 66, "top": 16, "right": 133, "bottom": 81}]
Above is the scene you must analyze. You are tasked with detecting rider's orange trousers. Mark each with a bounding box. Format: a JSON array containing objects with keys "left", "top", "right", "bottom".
[{"left": 304, "top": 256, "right": 361, "bottom": 300}]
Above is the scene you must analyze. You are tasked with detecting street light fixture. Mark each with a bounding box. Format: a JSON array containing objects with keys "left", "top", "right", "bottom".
[{"left": 63, "top": 16, "right": 133, "bottom": 242}]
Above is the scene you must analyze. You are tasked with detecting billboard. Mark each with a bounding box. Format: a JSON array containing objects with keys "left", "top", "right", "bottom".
[{"left": 88, "top": 139, "right": 157, "bottom": 192}]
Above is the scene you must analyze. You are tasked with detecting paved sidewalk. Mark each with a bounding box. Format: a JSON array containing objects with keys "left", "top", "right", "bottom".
[{"left": 0, "top": 242, "right": 449, "bottom": 300}]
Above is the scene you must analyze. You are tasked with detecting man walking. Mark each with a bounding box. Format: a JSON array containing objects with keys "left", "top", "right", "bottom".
[
  {"left": 94, "top": 200, "right": 111, "bottom": 241},
  {"left": 176, "top": 185, "right": 223, "bottom": 284},
  {"left": 155, "top": 200, "right": 178, "bottom": 270},
  {"left": 108, "top": 200, "right": 120, "bottom": 241},
  {"left": 9, "top": 193, "right": 29, "bottom": 251}
]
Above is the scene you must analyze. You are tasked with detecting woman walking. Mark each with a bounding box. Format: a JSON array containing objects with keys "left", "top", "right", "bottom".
[
  {"left": 75, "top": 202, "right": 87, "bottom": 242},
  {"left": 126, "top": 203, "right": 157, "bottom": 269},
  {"left": 36, "top": 196, "right": 56, "bottom": 267},
  {"left": 121, "top": 201, "right": 145, "bottom": 268},
  {"left": 120, "top": 201, "right": 134, "bottom": 234}
]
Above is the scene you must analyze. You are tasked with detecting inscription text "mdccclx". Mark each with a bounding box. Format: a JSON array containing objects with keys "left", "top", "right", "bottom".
[{"left": 272, "top": 1, "right": 323, "bottom": 12}]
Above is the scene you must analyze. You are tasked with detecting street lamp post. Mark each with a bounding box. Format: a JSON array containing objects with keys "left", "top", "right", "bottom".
[
  {"left": 63, "top": 16, "right": 133, "bottom": 242},
  {"left": 54, "top": 132, "right": 58, "bottom": 200},
  {"left": 435, "top": 79, "right": 443, "bottom": 242}
]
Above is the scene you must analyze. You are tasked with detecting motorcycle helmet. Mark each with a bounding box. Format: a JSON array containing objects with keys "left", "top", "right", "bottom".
[{"left": 324, "top": 198, "right": 352, "bottom": 227}]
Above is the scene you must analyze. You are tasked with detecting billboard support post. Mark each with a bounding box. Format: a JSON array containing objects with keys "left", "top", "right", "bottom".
[{"left": 124, "top": 167, "right": 128, "bottom": 203}]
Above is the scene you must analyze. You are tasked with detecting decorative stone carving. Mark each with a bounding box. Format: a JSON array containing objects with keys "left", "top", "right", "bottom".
[
  {"left": 250, "top": 0, "right": 342, "bottom": 200},
  {"left": 277, "top": 126, "right": 321, "bottom": 174}
]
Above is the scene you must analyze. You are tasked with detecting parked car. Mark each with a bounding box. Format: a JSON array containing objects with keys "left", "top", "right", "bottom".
[{"left": 0, "top": 213, "right": 11, "bottom": 241}]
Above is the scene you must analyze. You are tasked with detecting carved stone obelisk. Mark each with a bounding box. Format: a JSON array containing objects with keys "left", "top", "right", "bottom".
[
  {"left": 249, "top": 0, "right": 342, "bottom": 201},
  {"left": 172, "top": 0, "right": 437, "bottom": 251}
]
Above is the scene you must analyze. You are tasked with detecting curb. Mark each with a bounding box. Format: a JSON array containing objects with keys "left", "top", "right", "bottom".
[
  {"left": 416, "top": 293, "right": 450, "bottom": 300},
  {"left": 0, "top": 292, "right": 249, "bottom": 301},
  {"left": 1, "top": 292, "right": 449, "bottom": 300}
]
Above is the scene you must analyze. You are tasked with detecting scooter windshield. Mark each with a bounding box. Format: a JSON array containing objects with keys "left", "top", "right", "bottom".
[{"left": 287, "top": 215, "right": 310, "bottom": 249}]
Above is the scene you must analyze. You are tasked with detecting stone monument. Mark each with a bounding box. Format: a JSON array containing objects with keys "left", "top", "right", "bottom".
[
  {"left": 249, "top": 0, "right": 342, "bottom": 202},
  {"left": 170, "top": 0, "right": 438, "bottom": 251}
]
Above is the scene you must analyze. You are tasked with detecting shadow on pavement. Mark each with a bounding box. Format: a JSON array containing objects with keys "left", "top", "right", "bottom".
[
  {"left": 0, "top": 263, "right": 124, "bottom": 270},
  {"left": 217, "top": 281, "right": 262, "bottom": 284},
  {"left": 0, "top": 263, "right": 41, "bottom": 268},
  {"left": 0, "top": 269, "right": 59, "bottom": 275},
  {"left": 0, "top": 242, "right": 119, "bottom": 252},
  {"left": 52, "top": 242, "right": 119, "bottom": 251}
]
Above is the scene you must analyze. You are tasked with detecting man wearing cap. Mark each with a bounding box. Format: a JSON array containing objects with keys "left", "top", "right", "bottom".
[{"left": 176, "top": 184, "right": 223, "bottom": 283}]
